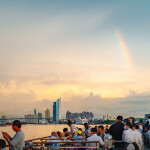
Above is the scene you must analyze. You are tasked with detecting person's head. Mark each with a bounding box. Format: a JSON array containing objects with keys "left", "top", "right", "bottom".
[
  {"left": 0, "top": 139, "right": 6, "bottom": 149},
  {"left": 116, "top": 116, "right": 123, "bottom": 122},
  {"left": 77, "top": 130, "right": 83, "bottom": 136},
  {"left": 98, "top": 125, "right": 104, "bottom": 133},
  {"left": 67, "top": 120, "right": 72, "bottom": 127},
  {"left": 57, "top": 131, "right": 61, "bottom": 138},
  {"left": 148, "top": 116, "right": 150, "bottom": 119},
  {"left": 84, "top": 123, "right": 89, "bottom": 129},
  {"left": 24, "top": 142, "right": 34, "bottom": 150},
  {"left": 136, "top": 124, "right": 139, "bottom": 130},
  {"left": 65, "top": 132, "right": 71, "bottom": 137},
  {"left": 105, "top": 125, "right": 109, "bottom": 129},
  {"left": 129, "top": 117, "right": 133, "bottom": 123},
  {"left": 145, "top": 121, "right": 149, "bottom": 126},
  {"left": 132, "top": 123, "right": 136, "bottom": 130},
  {"left": 91, "top": 128, "right": 97, "bottom": 134},
  {"left": 51, "top": 132, "right": 58, "bottom": 137},
  {"left": 63, "top": 128, "right": 68, "bottom": 133},
  {"left": 12, "top": 120, "right": 21, "bottom": 132},
  {"left": 78, "top": 128, "right": 82, "bottom": 131},
  {"left": 125, "top": 122, "right": 132, "bottom": 129}
]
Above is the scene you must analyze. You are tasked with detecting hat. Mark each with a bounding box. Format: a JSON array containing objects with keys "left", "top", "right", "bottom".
[{"left": 77, "top": 130, "right": 82, "bottom": 135}]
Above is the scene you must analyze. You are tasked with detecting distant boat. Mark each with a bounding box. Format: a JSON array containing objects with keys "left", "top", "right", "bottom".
[{"left": 75, "top": 117, "right": 88, "bottom": 125}]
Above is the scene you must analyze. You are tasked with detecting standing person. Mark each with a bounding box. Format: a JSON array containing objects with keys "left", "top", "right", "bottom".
[
  {"left": 129, "top": 117, "right": 134, "bottom": 125},
  {"left": 133, "top": 124, "right": 143, "bottom": 150},
  {"left": 67, "top": 120, "right": 78, "bottom": 136},
  {"left": 97, "top": 125, "right": 105, "bottom": 141},
  {"left": 105, "top": 125, "right": 109, "bottom": 134},
  {"left": 86, "top": 128, "right": 104, "bottom": 149},
  {"left": 109, "top": 116, "right": 124, "bottom": 148},
  {"left": 122, "top": 122, "right": 137, "bottom": 150},
  {"left": 2, "top": 120, "right": 25, "bottom": 150},
  {"left": 83, "top": 123, "right": 91, "bottom": 138}
]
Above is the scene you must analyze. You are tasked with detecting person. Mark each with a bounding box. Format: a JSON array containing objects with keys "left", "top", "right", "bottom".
[
  {"left": 145, "top": 116, "right": 150, "bottom": 127},
  {"left": 0, "top": 139, "right": 6, "bottom": 150},
  {"left": 86, "top": 128, "right": 104, "bottom": 149},
  {"left": 73, "top": 130, "right": 85, "bottom": 142},
  {"left": 47, "top": 132, "right": 61, "bottom": 143},
  {"left": 147, "top": 125, "right": 150, "bottom": 141},
  {"left": 24, "top": 142, "right": 35, "bottom": 150},
  {"left": 62, "top": 128, "right": 68, "bottom": 138},
  {"left": 83, "top": 123, "right": 91, "bottom": 138},
  {"left": 122, "top": 122, "right": 137, "bottom": 150},
  {"left": 140, "top": 125, "right": 147, "bottom": 133},
  {"left": 132, "top": 124, "right": 143, "bottom": 150},
  {"left": 97, "top": 125, "right": 105, "bottom": 141},
  {"left": 67, "top": 120, "right": 78, "bottom": 136},
  {"left": 3, "top": 120, "right": 25, "bottom": 150},
  {"left": 57, "top": 131, "right": 63, "bottom": 139},
  {"left": 109, "top": 116, "right": 124, "bottom": 148},
  {"left": 105, "top": 125, "right": 109, "bottom": 134},
  {"left": 129, "top": 117, "right": 134, "bottom": 125}
]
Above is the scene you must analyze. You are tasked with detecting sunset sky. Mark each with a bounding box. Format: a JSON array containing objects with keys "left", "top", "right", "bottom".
[{"left": 0, "top": 1, "right": 150, "bottom": 118}]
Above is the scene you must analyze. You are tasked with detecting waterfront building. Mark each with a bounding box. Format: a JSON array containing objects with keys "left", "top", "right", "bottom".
[
  {"left": 2, "top": 116, "right": 7, "bottom": 124},
  {"left": 66, "top": 111, "right": 72, "bottom": 120},
  {"left": 66, "top": 111, "right": 94, "bottom": 121},
  {"left": 25, "top": 114, "right": 38, "bottom": 124},
  {"left": 38, "top": 113, "right": 42, "bottom": 123},
  {"left": 53, "top": 97, "right": 61, "bottom": 122},
  {"left": 103, "top": 114, "right": 112, "bottom": 120},
  {"left": 34, "top": 108, "right": 37, "bottom": 115},
  {"left": 45, "top": 109, "right": 50, "bottom": 123}
]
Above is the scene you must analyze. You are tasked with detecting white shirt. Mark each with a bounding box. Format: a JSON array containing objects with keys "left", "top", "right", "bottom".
[
  {"left": 47, "top": 136, "right": 61, "bottom": 143},
  {"left": 86, "top": 134, "right": 104, "bottom": 149},
  {"left": 70, "top": 124, "right": 78, "bottom": 134},
  {"left": 122, "top": 128, "right": 136, "bottom": 150},
  {"left": 133, "top": 129, "right": 143, "bottom": 149}
]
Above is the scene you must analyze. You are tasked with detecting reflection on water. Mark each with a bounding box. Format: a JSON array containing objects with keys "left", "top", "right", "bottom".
[{"left": 0, "top": 124, "right": 84, "bottom": 140}]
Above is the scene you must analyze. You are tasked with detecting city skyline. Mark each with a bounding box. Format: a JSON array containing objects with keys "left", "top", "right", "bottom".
[{"left": 0, "top": 1, "right": 150, "bottom": 118}]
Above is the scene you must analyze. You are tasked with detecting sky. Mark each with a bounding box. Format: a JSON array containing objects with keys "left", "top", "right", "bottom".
[{"left": 0, "top": 0, "right": 150, "bottom": 118}]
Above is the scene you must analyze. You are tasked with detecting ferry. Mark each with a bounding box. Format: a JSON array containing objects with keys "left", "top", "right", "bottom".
[{"left": 75, "top": 117, "right": 88, "bottom": 125}]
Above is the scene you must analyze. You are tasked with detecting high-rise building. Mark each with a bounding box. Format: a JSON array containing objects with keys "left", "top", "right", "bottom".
[
  {"left": 66, "top": 111, "right": 72, "bottom": 120},
  {"left": 45, "top": 109, "right": 50, "bottom": 122},
  {"left": 34, "top": 108, "right": 37, "bottom": 115},
  {"left": 53, "top": 97, "right": 61, "bottom": 122}
]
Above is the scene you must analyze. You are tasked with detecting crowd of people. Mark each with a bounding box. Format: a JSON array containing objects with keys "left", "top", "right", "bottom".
[{"left": 0, "top": 116, "right": 150, "bottom": 150}]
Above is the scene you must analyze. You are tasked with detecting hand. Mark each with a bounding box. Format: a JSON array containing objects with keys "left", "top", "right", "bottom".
[
  {"left": 2, "top": 132, "right": 9, "bottom": 138},
  {"left": 112, "top": 139, "right": 115, "bottom": 143}
]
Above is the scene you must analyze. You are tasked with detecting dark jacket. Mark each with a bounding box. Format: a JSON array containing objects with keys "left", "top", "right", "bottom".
[{"left": 109, "top": 121, "right": 124, "bottom": 140}]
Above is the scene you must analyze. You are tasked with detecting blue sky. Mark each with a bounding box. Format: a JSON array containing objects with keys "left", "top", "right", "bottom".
[{"left": 0, "top": 1, "right": 150, "bottom": 117}]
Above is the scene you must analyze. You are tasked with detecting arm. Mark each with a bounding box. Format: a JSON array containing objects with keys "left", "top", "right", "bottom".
[
  {"left": 3, "top": 132, "right": 12, "bottom": 140},
  {"left": 99, "top": 137, "right": 104, "bottom": 146}
]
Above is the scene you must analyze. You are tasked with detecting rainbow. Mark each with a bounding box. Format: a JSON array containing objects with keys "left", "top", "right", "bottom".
[{"left": 116, "top": 29, "right": 133, "bottom": 71}]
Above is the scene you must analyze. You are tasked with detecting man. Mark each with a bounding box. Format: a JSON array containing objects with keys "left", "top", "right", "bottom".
[
  {"left": 67, "top": 120, "right": 78, "bottom": 136},
  {"left": 122, "top": 122, "right": 136, "bottom": 150},
  {"left": 129, "top": 117, "right": 134, "bottom": 125},
  {"left": 83, "top": 123, "right": 91, "bottom": 138},
  {"left": 109, "top": 116, "right": 124, "bottom": 148},
  {"left": 133, "top": 124, "right": 143, "bottom": 150},
  {"left": 97, "top": 125, "right": 105, "bottom": 141},
  {"left": 3, "top": 120, "right": 25, "bottom": 150},
  {"left": 86, "top": 128, "right": 104, "bottom": 149}
]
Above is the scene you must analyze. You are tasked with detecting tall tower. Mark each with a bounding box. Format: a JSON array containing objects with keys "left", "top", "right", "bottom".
[
  {"left": 53, "top": 97, "right": 61, "bottom": 122},
  {"left": 34, "top": 108, "right": 37, "bottom": 115}
]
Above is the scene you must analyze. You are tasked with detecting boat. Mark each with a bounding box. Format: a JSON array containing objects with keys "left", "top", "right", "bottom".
[{"left": 75, "top": 117, "right": 88, "bottom": 125}]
